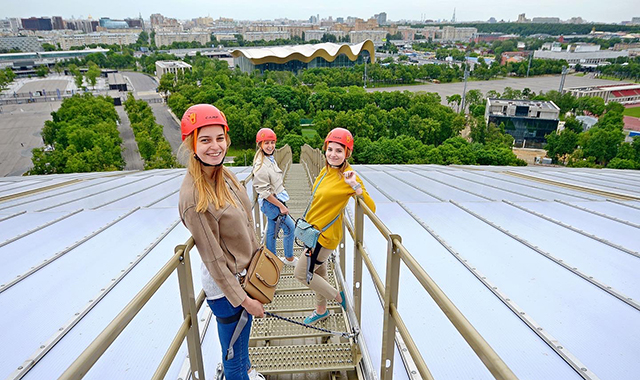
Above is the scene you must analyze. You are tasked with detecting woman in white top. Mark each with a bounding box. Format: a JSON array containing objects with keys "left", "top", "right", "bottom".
[{"left": 252, "top": 128, "right": 298, "bottom": 266}]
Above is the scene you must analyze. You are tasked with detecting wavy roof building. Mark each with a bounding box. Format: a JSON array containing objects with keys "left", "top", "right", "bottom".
[{"left": 231, "top": 40, "right": 375, "bottom": 73}]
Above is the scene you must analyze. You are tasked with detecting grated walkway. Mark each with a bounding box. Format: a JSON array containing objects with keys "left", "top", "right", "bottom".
[{"left": 249, "top": 164, "right": 360, "bottom": 379}]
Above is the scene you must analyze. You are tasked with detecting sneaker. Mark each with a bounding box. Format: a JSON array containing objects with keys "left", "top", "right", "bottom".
[
  {"left": 304, "top": 310, "right": 330, "bottom": 325},
  {"left": 339, "top": 290, "right": 346, "bottom": 310},
  {"left": 281, "top": 256, "right": 298, "bottom": 266},
  {"left": 248, "top": 368, "right": 265, "bottom": 380}
]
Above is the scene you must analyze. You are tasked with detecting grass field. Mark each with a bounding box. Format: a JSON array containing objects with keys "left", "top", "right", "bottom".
[
  {"left": 301, "top": 128, "right": 318, "bottom": 139},
  {"left": 623, "top": 106, "right": 640, "bottom": 118}
]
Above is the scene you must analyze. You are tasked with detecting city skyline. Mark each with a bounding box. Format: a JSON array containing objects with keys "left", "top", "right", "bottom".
[{"left": 3, "top": 0, "right": 640, "bottom": 24}]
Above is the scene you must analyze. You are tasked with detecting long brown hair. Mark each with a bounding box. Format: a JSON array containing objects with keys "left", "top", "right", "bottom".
[
  {"left": 181, "top": 133, "right": 242, "bottom": 213},
  {"left": 323, "top": 141, "right": 352, "bottom": 178}
]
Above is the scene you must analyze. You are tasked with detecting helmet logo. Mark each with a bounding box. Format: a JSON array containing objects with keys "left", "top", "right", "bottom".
[
  {"left": 346, "top": 136, "right": 352, "bottom": 143},
  {"left": 189, "top": 113, "right": 197, "bottom": 124}
]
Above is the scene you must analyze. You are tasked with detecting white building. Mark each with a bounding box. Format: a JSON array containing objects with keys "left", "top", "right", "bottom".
[
  {"left": 56, "top": 33, "right": 139, "bottom": 50},
  {"left": 534, "top": 47, "right": 628, "bottom": 66},
  {"left": 349, "top": 30, "right": 387, "bottom": 44},
  {"left": 242, "top": 31, "right": 290, "bottom": 42},
  {"left": 155, "top": 60, "right": 192, "bottom": 79},
  {"left": 154, "top": 32, "right": 210, "bottom": 48},
  {"left": 304, "top": 30, "right": 346, "bottom": 42},
  {"left": 566, "top": 83, "right": 640, "bottom": 105},
  {"left": 440, "top": 26, "right": 477, "bottom": 42}
]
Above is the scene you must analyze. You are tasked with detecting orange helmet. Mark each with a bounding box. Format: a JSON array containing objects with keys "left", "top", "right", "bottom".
[
  {"left": 325, "top": 128, "right": 354, "bottom": 151},
  {"left": 256, "top": 128, "right": 277, "bottom": 143},
  {"left": 181, "top": 104, "right": 228, "bottom": 141}
]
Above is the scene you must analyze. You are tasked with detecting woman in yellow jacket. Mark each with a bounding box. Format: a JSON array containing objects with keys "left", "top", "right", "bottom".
[{"left": 294, "top": 127, "right": 376, "bottom": 325}]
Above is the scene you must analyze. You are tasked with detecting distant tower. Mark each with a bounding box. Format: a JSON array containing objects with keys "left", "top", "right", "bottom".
[{"left": 452, "top": 8, "right": 456, "bottom": 23}]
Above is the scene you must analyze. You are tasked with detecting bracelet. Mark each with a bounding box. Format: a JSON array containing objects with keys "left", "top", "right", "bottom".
[{"left": 351, "top": 183, "right": 362, "bottom": 191}]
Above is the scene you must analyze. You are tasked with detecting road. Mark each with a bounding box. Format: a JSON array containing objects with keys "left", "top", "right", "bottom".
[
  {"left": 0, "top": 101, "right": 61, "bottom": 177},
  {"left": 121, "top": 72, "right": 182, "bottom": 154},
  {"left": 367, "top": 74, "right": 623, "bottom": 105},
  {"left": 115, "top": 107, "right": 144, "bottom": 171}
]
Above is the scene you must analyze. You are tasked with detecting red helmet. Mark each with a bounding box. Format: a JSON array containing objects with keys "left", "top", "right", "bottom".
[
  {"left": 256, "top": 128, "right": 277, "bottom": 143},
  {"left": 181, "top": 104, "right": 228, "bottom": 141},
  {"left": 325, "top": 128, "right": 354, "bottom": 151}
]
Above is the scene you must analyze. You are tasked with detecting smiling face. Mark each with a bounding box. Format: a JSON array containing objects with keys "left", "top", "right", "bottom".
[
  {"left": 261, "top": 140, "right": 276, "bottom": 155},
  {"left": 326, "top": 142, "right": 347, "bottom": 167},
  {"left": 195, "top": 125, "right": 227, "bottom": 166}
]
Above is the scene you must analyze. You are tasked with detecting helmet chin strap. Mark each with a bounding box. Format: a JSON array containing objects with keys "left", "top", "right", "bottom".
[{"left": 194, "top": 153, "right": 225, "bottom": 167}]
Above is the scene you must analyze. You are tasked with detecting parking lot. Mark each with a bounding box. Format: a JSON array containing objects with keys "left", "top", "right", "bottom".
[{"left": 0, "top": 101, "right": 61, "bottom": 177}]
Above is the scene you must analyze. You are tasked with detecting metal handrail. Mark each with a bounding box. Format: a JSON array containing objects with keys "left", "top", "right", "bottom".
[
  {"left": 59, "top": 146, "right": 294, "bottom": 380},
  {"left": 59, "top": 238, "right": 205, "bottom": 380},
  {"left": 301, "top": 146, "right": 519, "bottom": 380}
]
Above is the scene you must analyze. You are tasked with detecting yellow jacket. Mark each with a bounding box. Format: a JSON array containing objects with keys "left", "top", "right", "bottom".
[{"left": 305, "top": 164, "right": 376, "bottom": 250}]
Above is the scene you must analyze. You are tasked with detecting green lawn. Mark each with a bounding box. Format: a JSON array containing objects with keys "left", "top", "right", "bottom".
[
  {"left": 301, "top": 128, "right": 318, "bottom": 139},
  {"left": 623, "top": 106, "right": 640, "bottom": 118}
]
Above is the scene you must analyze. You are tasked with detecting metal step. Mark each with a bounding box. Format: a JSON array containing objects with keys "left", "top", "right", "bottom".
[
  {"left": 277, "top": 273, "right": 336, "bottom": 292},
  {"left": 250, "top": 313, "right": 347, "bottom": 340},
  {"left": 266, "top": 292, "right": 341, "bottom": 313},
  {"left": 249, "top": 343, "right": 357, "bottom": 374}
]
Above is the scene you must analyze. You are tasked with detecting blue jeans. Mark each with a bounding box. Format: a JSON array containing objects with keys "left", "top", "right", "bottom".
[
  {"left": 207, "top": 298, "right": 252, "bottom": 380},
  {"left": 261, "top": 200, "right": 295, "bottom": 259}
]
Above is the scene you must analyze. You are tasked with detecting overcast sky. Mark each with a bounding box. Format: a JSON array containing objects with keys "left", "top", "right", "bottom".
[{"left": 3, "top": 0, "right": 639, "bottom": 24}]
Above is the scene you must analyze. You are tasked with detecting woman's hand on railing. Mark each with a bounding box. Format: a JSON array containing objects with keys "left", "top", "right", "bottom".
[{"left": 241, "top": 295, "right": 265, "bottom": 318}]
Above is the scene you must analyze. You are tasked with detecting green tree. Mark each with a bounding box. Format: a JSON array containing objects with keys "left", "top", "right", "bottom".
[
  {"left": 85, "top": 62, "right": 101, "bottom": 89},
  {"left": 446, "top": 94, "right": 461, "bottom": 113},
  {"left": 545, "top": 130, "right": 579, "bottom": 164}
]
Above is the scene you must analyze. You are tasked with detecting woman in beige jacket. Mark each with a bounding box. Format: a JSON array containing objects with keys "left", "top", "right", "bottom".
[
  {"left": 252, "top": 128, "right": 297, "bottom": 266},
  {"left": 178, "top": 104, "right": 265, "bottom": 380}
]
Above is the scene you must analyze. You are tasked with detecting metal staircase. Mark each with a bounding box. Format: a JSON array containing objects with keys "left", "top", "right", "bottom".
[{"left": 248, "top": 163, "right": 362, "bottom": 379}]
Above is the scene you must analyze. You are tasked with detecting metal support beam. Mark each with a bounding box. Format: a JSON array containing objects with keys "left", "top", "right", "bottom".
[{"left": 176, "top": 243, "right": 205, "bottom": 380}]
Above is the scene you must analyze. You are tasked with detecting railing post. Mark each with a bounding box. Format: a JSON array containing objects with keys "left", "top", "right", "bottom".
[
  {"left": 339, "top": 221, "right": 346, "bottom": 278},
  {"left": 381, "top": 235, "right": 402, "bottom": 380},
  {"left": 175, "top": 244, "right": 206, "bottom": 380},
  {"left": 353, "top": 198, "right": 364, "bottom": 323}
]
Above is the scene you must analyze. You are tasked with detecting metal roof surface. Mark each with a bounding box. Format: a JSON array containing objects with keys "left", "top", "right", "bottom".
[{"left": 1, "top": 165, "right": 639, "bottom": 380}]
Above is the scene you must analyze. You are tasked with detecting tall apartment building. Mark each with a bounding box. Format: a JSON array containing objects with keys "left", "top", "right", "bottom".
[
  {"left": 349, "top": 30, "right": 386, "bottom": 44},
  {"left": 243, "top": 31, "right": 291, "bottom": 42},
  {"left": 66, "top": 19, "right": 99, "bottom": 33},
  {"left": 52, "top": 16, "right": 65, "bottom": 30},
  {"left": 21, "top": 17, "right": 53, "bottom": 31},
  {"left": 154, "top": 32, "right": 209, "bottom": 47},
  {"left": 305, "top": 30, "right": 346, "bottom": 42},
  {"left": 56, "top": 33, "right": 139, "bottom": 50},
  {"left": 375, "top": 12, "right": 387, "bottom": 26},
  {"left": 441, "top": 26, "right": 477, "bottom": 42}
]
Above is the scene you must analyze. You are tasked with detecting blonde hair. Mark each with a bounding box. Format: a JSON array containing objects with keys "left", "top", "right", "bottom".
[
  {"left": 181, "top": 133, "right": 242, "bottom": 213},
  {"left": 323, "top": 142, "right": 352, "bottom": 178},
  {"left": 252, "top": 142, "right": 266, "bottom": 174}
]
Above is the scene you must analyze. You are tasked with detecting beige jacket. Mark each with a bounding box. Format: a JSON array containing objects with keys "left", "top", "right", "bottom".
[
  {"left": 252, "top": 155, "right": 285, "bottom": 200},
  {"left": 178, "top": 169, "right": 259, "bottom": 307}
]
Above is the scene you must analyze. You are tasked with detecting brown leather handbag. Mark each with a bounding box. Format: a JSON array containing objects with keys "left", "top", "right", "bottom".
[{"left": 241, "top": 245, "right": 283, "bottom": 304}]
